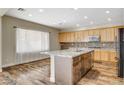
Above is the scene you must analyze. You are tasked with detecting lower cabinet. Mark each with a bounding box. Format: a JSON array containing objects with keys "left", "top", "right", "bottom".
[
  {"left": 73, "top": 52, "right": 93, "bottom": 84},
  {"left": 94, "top": 49, "right": 117, "bottom": 62},
  {"left": 81, "top": 52, "right": 93, "bottom": 75},
  {"left": 55, "top": 51, "right": 94, "bottom": 85},
  {"left": 73, "top": 61, "right": 82, "bottom": 84}
]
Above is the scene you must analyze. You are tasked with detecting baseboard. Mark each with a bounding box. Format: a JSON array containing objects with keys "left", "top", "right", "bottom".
[{"left": 2, "top": 56, "right": 50, "bottom": 68}]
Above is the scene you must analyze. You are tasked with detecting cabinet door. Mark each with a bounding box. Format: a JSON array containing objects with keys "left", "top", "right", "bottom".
[
  {"left": 93, "top": 29, "right": 100, "bottom": 36},
  {"left": 100, "top": 29, "right": 107, "bottom": 42},
  {"left": 94, "top": 49, "right": 101, "bottom": 61},
  {"left": 60, "top": 32, "right": 67, "bottom": 42},
  {"left": 100, "top": 50, "right": 109, "bottom": 62},
  {"left": 73, "top": 61, "right": 81, "bottom": 84},
  {"left": 107, "top": 28, "right": 115, "bottom": 42},
  {"left": 66, "top": 32, "right": 71, "bottom": 42},
  {"left": 74, "top": 31, "right": 81, "bottom": 42},
  {"left": 80, "top": 31, "right": 85, "bottom": 42},
  {"left": 88, "top": 30, "right": 94, "bottom": 36},
  {"left": 109, "top": 51, "right": 117, "bottom": 62},
  {"left": 81, "top": 53, "right": 92, "bottom": 75},
  {"left": 83, "top": 31, "right": 89, "bottom": 42},
  {"left": 100, "top": 28, "right": 116, "bottom": 42},
  {"left": 59, "top": 33, "right": 64, "bottom": 42},
  {"left": 70, "top": 32, "right": 75, "bottom": 42}
]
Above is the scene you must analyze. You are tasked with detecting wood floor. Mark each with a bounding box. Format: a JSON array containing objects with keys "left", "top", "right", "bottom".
[{"left": 0, "top": 59, "right": 124, "bottom": 85}]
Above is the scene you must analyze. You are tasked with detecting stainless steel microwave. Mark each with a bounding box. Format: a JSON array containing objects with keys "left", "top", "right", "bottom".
[{"left": 88, "top": 36, "right": 100, "bottom": 42}]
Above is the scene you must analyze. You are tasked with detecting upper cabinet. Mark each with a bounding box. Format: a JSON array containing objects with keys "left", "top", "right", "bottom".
[
  {"left": 59, "top": 32, "right": 66, "bottom": 42},
  {"left": 59, "top": 32, "right": 75, "bottom": 42},
  {"left": 100, "top": 28, "right": 117, "bottom": 42},
  {"left": 100, "top": 29, "right": 108, "bottom": 42},
  {"left": 59, "top": 27, "right": 118, "bottom": 43},
  {"left": 74, "top": 31, "right": 82, "bottom": 42}
]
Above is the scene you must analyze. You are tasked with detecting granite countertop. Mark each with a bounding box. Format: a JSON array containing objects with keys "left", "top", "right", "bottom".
[
  {"left": 40, "top": 48, "right": 94, "bottom": 58},
  {"left": 90, "top": 47, "right": 116, "bottom": 51}
]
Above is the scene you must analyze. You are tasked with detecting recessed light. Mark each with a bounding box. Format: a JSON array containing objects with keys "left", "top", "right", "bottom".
[
  {"left": 106, "top": 10, "right": 110, "bottom": 14},
  {"left": 39, "top": 9, "right": 44, "bottom": 12},
  {"left": 76, "top": 24, "right": 80, "bottom": 27},
  {"left": 90, "top": 21, "right": 94, "bottom": 24},
  {"left": 84, "top": 16, "right": 88, "bottom": 19},
  {"left": 73, "top": 8, "right": 78, "bottom": 10},
  {"left": 108, "top": 18, "right": 112, "bottom": 21},
  {"left": 63, "top": 20, "right": 66, "bottom": 23},
  {"left": 28, "top": 14, "right": 32, "bottom": 17}
]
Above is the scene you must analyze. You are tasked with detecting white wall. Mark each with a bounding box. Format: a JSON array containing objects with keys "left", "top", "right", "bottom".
[
  {"left": 2, "top": 16, "right": 60, "bottom": 67},
  {"left": 0, "top": 16, "right": 1, "bottom": 71}
]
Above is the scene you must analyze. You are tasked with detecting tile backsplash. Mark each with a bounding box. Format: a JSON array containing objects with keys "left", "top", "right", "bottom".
[{"left": 60, "top": 42, "right": 116, "bottom": 50}]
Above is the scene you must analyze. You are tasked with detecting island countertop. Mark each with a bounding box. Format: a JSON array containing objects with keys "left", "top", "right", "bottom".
[{"left": 41, "top": 48, "right": 94, "bottom": 58}]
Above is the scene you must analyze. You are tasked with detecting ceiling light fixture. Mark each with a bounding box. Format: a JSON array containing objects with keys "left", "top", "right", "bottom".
[
  {"left": 106, "top": 10, "right": 110, "bottom": 14},
  {"left": 108, "top": 18, "right": 112, "bottom": 21},
  {"left": 84, "top": 16, "right": 88, "bottom": 19},
  {"left": 76, "top": 24, "right": 80, "bottom": 27},
  {"left": 90, "top": 21, "right": 94, "bottom": 24},
  {"left": 39, "top": 9, "right": 44, "bottom": 12},
  {"left": 63, "top": 20, "right": 66, "bottom": 23},
  {"left": 73, "top": 8, "right": 78, "bottom": 10},
  {"left": 28, "top": 14, "right": 32, "bottom": 17}
]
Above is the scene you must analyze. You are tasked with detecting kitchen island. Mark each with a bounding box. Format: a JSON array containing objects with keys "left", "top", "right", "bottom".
[{"left": 42, "top": 48, "right": 94, "bottom": 84}]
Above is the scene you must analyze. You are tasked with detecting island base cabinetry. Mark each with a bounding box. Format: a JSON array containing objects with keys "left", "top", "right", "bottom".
[
  {"left": 73, "top": 57, "right": 82, "bottom": 84},
  {"left": 81, "top": 52, "right": 93, "bottom": 76},
  {"left": 55, "top": 51, "right": 93, "bottom": 85}
]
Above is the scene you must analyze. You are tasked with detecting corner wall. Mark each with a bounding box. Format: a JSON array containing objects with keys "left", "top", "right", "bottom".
[
  {"left": 2, "top": 16, "right": 60, "bottom": 67},
  {"left": 0, "top": 16, "right": 2, "bottom": 71}
]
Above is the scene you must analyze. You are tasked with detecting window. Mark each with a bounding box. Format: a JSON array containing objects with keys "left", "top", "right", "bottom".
[
  {"left": 16, "top": 28, "right": 49, "bottom": 53},
  {"left": 16, "top": 28, "right": 49, "bottom": 63}
]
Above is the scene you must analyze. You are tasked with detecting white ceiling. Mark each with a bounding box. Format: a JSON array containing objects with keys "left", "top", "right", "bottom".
[{"left": 5, "top": 8, "right": 124, "bottom": 30}]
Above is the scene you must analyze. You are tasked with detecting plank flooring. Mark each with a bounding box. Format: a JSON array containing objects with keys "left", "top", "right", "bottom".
[
  {"left": 78, "top": 61, "right": 124, "bottom": 85},
  {"left": 0, "top": 59, "right": 124, "bottom": 85}
]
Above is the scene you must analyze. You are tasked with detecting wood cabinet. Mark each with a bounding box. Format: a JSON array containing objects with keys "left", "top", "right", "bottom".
[
  {"left": 73, "top": 51, "right": 93, "bottom": 84},
  {"left": 69, "top": 32, "right": 75, "bottom": 42},
  {"left": 59, "top": 32, "right": 66, "bottom": 42},
  {"left": 94, "top": 49, "right": 117, "bottom": 62},
  {"left": 66, "top": 32, "right": 70, "bottom": 42},
  {"left": 83, "top": 30, "right": 89, "bottom": 42},
  {"left": 109, "top": 51, "right": 117, "bottom": 62},
  {"left": 93, "top": 29, "right": 100, "bottom": 36},
  {"left": 55, "top": 51, "right": 93, "bottom": 84},
  {"left": 100, "top": 29, "right": 108, "bottom": 42},
  {"left": 74, "top": 31, "right": 82, "bottom": 42},
  {"left": 94, "top": 49, "right": 101, "bottom": 61},
  {"left": 73, "top": 57, "right": 82, "bottom": 84},
  {"left": 59, "top": 27, "right": 118, "bottom": 43},
  {"left": 59, "top": 32, "right": 75, "bottom": 42},
  {"left": 81, "top": 52, "right": 93, "bottom": 75},
  {"left": 100, "top": 28, "right": 117, "bottom": 42},
  {"left": 100, "top": 50, "right": 109, "bottom": 61},
  {"left": 88, "top": 30, "right": 94, "bottom": 36}
]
